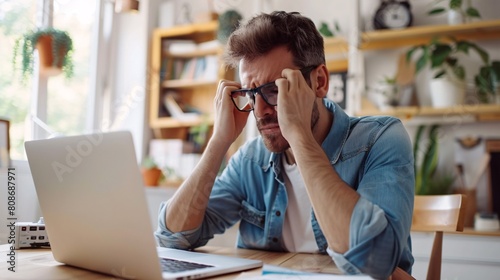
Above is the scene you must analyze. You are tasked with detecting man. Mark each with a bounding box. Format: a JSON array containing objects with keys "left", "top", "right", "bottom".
[{"left": 155, "top": 11, "right": 414, "bottom": 279}]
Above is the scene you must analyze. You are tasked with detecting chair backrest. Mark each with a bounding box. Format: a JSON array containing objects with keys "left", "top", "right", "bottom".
[
  {"left": 412, "top": 194, "right": 467, "bottom": 280},
  {"left": 391, "top": 194, "right": 467, "bottom": 280}
]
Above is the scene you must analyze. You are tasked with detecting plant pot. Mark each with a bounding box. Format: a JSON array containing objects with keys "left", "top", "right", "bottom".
[
  {"left": 448, "top": 9, "right": 464, "bottom": 25},
  {"left": 36, "top": 35, "right": 65, "bottom": 77},
  {"left": 141, "top": 168, "right": 162, "bottom": 187},
  {"left": 429, "top": 78, "right": 466, "bottom": 107},
  {"left": 372, "top": 84, "right": 398, "bottom": 110}
]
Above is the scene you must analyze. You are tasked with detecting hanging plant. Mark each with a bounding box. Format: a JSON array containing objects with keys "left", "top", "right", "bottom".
[{"left": 12, "top": 27, "right": 74, "bottom": 83}]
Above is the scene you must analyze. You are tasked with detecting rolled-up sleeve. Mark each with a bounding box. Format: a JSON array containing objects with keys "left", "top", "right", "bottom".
[
  {"left": 328, "top": 120, "right": 415, "bottom": 279},
  {"left": 154, "top": 200, "right": 204, "bottom": 249}
]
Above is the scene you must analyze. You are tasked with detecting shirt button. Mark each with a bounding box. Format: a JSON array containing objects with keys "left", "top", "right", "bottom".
[
  {"left": 272, "top": 237, "right": 278, "bottom": 243},
  {"left": 275, "top": 211, "right": 281, "bottom": 217}
]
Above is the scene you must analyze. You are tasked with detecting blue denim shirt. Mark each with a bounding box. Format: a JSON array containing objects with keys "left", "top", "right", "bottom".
[{"left": 155, "top": 99, "right": 415, "bottom": 279}]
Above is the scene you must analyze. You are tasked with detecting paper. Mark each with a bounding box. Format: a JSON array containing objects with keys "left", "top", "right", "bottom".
[{"left": 235, "top": 264, "right": 373, "bottom": 279}]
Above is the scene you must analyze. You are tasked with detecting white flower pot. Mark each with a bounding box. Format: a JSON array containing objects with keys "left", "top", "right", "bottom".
[
  {"left": 429, "top": 78, "right": 466, "bottom": 107},
  {"left": 448, "top": 9, "right": 464, "bottom": 25}
]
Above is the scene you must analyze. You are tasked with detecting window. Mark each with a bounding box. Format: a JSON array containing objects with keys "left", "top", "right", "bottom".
[
  {"left": 0, "top": 0, "right": 98, "bottom": 160},
  {"left": 0, "top": 0, "right": 36, "bottom": 160}
]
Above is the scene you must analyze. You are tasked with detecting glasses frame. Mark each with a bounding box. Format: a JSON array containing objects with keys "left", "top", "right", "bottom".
[{"left": 230, "top": 65, "right": 317, "bottom": 112}]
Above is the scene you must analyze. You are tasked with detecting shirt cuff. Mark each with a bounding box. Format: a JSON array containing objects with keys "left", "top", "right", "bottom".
[
  {"left": 154, "top": 200, "right": 202, "bottom": 249},
  {"left": 326, "top": 196, "right": 387, "bottom": 275},
  {"left": 327, "top": 247, "right": 362, "bottom": 275}
]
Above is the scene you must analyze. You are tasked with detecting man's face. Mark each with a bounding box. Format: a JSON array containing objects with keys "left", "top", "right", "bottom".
[{"left": 238, "top": 47, "right": 319, "bottom": 153}]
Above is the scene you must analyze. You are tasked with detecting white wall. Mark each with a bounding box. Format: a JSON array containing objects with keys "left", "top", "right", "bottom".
[{"left": 109, "top": 0, "right": 159, "bottom": 162}]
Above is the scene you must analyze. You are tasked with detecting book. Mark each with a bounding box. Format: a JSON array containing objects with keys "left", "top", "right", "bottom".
[
  {"left": 163, "top": 92, "right": 199, "bottom": 121},
  {"left": 165, "top": 39, "right": 197, "bottom": 55}
]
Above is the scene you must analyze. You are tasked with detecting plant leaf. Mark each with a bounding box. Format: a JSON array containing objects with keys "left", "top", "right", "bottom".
[
  {"left": 318, "top": 22, "right": 334, "bottom": 37},
  {"left": 466, "top": 7, "right": 481, "bottom": 18},
  {"left": 491, "top": 61, "right": 500, "bottom": 81},
  {"left": 431, "top": 44, "right": 452, "bottom": 68},
  {"left": 420, "top": 125, "right": 440, "bottom": 195},
  {"left": 475, "top": 65, "right": 493, "bottom": 94},
  {"left": 406, "top": 45, "right": 421, "bottom": 63},
  {"left": 428, "top": 8, "right": 446, "bottom": 15},
  {"left": 447, "top": 57, "right": 458, "bottom": 67},
  {"left": 434, "top": 70, "right": 446, "bottom": 79},
  {"left": 455, "top": 41, "right": 470, "bottom": 54},
  {"left": 449, "top": 0, "right": 462, "bottom": 10},
  {"left": 416, "top": 53, "right": 428, "bottom": 73},
  {"left": 469, "top": 43, "right": 489, "bottom": 64},
  {"left": 334, "top": 21, "right": 341, "bottom": 32},
  {"left": 453, "top": 65, "right": 466, "bottom": 80}
]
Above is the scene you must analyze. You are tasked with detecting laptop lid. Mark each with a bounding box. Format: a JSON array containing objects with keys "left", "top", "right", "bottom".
[{"left": 25, "top": 131, "right": 262, "bottom": 279}]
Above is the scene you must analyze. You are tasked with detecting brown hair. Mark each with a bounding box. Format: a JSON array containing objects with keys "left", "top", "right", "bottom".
[{"left": 222, "top": 11, "right": 325, "bottom": 69}]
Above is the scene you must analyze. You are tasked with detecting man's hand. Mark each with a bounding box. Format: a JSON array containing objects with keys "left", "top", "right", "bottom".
[
  {"left": 275, "top": 68, "right": 317, "bottom": 142},
  {"left": 212, "top": 80, "right": 250, "bottom": 148}
]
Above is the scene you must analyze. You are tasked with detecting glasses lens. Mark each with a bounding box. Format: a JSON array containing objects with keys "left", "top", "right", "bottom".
[
  {"left": 259, "top": 83, "right": 279, "bottom": 106},
  {"left": 231, "top": 91, "right": 252, "bottom": 111}
]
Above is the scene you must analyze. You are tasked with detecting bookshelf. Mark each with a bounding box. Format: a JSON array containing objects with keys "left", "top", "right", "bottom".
[{"left": 148, "top": 21, "right": 235, "bottom": 141}]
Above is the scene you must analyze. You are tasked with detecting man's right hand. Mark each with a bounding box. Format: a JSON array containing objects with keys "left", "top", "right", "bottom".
[{"left": 211, "top": 80, "right": 250, "bottom": 148}]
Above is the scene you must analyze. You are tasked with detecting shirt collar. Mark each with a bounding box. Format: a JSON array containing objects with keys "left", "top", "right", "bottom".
[{"left": 321, "top": 99, "right": 350, "bottom": 164}]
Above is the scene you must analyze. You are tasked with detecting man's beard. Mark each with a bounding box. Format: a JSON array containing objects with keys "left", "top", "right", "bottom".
[{"left": 256, "top": 101, "right": 320, "bottom": 153}]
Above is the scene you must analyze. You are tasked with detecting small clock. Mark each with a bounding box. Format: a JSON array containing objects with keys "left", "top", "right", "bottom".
[{"left": 373, "top": 0, "right": 413, "bottom": 30}]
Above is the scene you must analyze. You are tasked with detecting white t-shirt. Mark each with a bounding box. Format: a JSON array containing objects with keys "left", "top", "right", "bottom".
[{"left": 281, "top": 155, "right": 318, "bottom": 253}]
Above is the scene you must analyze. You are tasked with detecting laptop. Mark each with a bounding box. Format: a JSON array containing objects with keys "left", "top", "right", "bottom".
[{"left": 24, "top": 131, "right": 262, "bottom": 280}]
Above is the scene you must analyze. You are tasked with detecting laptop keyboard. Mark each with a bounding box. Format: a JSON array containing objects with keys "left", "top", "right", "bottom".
[{"left": 160, "top": 258, "right": 214, "bottom": 273}]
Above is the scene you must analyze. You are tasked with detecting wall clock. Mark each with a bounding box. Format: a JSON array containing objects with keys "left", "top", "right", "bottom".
[{"left": 373, "top": 0, "right": 413, "bottom": 30}]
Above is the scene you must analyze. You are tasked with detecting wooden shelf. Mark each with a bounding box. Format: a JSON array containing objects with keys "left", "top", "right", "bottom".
[
  {"left": 162, "top": 79, "right": 217, "bottom": 89},
  {"left": 356, "top": 98, "right": 500, "bottom": 121},
  {"left": 360, "top": 19, "right": 500, "bottom": 50},
  {"left": 150, "top": 115, "right": 214, "bottom": 129},
  {"left": 153, "top": 21, "right": 218, "bottom": 42},
  {"left": 324, "top": 36, "right": 348, "bottom": 55},
  {"left": 324, "top": 36, "right": 349, "bottom": 72},
  {"left": 163, "top": 48, "right": 220, "bottom": 58}
]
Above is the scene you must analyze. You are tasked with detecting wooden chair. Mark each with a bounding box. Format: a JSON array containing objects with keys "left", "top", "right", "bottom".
[{"left": 391, "top": 194, "right": 467, "bottom": 280}]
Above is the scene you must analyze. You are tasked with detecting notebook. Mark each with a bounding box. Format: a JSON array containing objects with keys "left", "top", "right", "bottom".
[{"left": 24, "top": 131, "right": 262, "bottom": 280}]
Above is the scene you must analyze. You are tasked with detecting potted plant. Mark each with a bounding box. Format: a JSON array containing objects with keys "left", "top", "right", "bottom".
[
  {"left": 369, "top": 75, "right": 399, "bottom": 110},
  {"left": 13, "top": 27, "right": 74, "bottom": 82},
  {"left": 141, "top": 157, "right": 163, "bottom": 187},
  {"left": 475, "top": 60, "right": 500, "bottom": 104},
  {"left": 428, "top": 0, "right": 481, "bottom": 25},
  {"left": 413, "top": 125, "right": 455, "bottom": 195},
  {"left": 406, "top": 36, "right": 488, "bottom": 107}
]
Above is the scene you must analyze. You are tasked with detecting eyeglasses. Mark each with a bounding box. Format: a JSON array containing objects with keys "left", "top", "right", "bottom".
[{"left": 230, "top": 65, "right": 317, "bottom": 112}]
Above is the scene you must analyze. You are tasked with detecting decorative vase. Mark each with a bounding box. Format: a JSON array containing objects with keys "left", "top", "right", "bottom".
[
  {"left": 429, "top": 78, "right": 466, "bottom": 107},
  {"left": 35, "top": 35, "right": 64, "bottom": 77}
]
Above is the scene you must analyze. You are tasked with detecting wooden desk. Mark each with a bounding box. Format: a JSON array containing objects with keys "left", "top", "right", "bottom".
[{"left": 0, "top": 244, "right": 341, "bottom": 279}]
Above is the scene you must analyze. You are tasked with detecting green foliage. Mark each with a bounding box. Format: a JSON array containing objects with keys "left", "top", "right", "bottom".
[
  {"left": 318, "top": 20, "right": 340, "bottom": 37},
  {"left": 217, "top": 10, "right": 242, "bottom": 43},
  {"left": 189, "top": 118, "right": 210, "bottom": 152},
  {"left": 141, "top": 157, "right": 158, "bottom": 169},
  {"left": 427, "top": 0, "right": 482, "bottom": 21},
  {"left": 475, "top": 60, "right": 500, "bottom": 102},
  {"left": 406, "top": 37, "right": 488, "bottom": 81},
  {"left": 12, "top": 27, "right": 74, "bottom": 83},
  {"left": 413, "top": 125, "right": 455, "bottom": 195}
]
